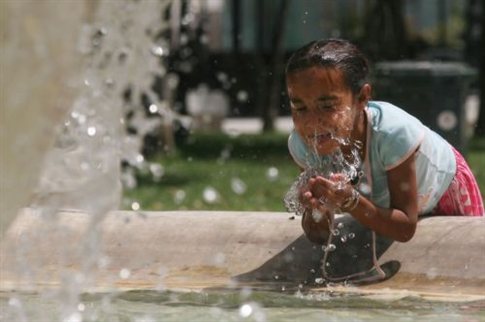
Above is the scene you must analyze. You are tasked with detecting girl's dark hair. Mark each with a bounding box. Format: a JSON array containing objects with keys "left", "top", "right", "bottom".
[{"left": 286, "top": 39, "right": 369, "bottom": 94}]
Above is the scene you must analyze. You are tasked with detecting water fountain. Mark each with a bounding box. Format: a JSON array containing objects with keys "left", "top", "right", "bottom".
[{"left": 1, "top": 0, "right": 485, "bottom": 321}]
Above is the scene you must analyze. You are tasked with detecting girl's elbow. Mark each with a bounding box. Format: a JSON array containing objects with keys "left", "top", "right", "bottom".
[{"left": 396, "top": 223, "right": 417, "bottom": 242}]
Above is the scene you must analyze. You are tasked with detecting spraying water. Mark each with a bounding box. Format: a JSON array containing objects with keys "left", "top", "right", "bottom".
[
  {"left": 3, "top": 1, "right": 173, "bottom": 321},
  {"left": 284, "top": 122, "right": 386, "bottom": 284}
]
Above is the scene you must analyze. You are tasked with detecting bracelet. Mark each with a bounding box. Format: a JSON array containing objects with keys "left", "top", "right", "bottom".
[{"left": 341, "top": 188, "right": 360, "bottom": 211}]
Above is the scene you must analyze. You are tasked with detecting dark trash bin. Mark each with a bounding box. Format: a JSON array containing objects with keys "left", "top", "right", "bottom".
[{"left": 372, "top": 61, "right": 477, "bottom": 154}]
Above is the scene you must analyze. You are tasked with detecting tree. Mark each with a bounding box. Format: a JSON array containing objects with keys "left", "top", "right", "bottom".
[
  {"left": 253, "top": 0, "right": 290, "bottom": 132},
  {"left": 362, "top": 0, "right": 410, "bottom": 60}
]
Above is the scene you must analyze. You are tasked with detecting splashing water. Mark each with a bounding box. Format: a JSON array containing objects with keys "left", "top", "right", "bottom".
[
  {"left": 283, "top": 128, "right": 386, "bottom": 284},
  {"left": 4, "top": 1, "right": 174, "bottom": 321}
]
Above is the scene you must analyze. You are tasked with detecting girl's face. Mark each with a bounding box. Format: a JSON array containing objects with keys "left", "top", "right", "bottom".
[{"left": 286, "top": 66, "right": 364, "bottom": 155}]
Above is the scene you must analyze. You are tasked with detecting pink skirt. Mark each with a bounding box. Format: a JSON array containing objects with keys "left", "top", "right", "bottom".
[{"left": 432, "top": 147, "right": 484, "bottom": 216}]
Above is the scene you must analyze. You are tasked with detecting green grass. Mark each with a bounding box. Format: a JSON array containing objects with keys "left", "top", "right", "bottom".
[
  {"left": 123, "top": 132, "right": 299, "bottom": 211},
  {"left": 123, "top": 133, "right": 485, "bottom": 211},
  {"left": 467, "top": 136, "right": 485, "bottom": 198}
]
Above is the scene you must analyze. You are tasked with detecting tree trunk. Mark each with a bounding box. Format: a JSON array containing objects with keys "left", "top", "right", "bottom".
[
  {"left": 231, "top": 0, "right": 241, "bottom": 54},
  {"left": 262, "top": 0, "right": 290, "bottom": 132}
]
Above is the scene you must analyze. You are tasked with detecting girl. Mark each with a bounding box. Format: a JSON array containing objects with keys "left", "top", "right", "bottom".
[{"left": 285, "top": 39, "right": 484, "bottom": 244}]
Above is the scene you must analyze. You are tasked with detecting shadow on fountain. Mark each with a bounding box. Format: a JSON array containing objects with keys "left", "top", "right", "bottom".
[{"left": 233, "top": 215, "right": 399, "bottom": 287}]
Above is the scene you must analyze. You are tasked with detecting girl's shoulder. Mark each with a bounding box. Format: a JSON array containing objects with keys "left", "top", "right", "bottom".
[
  {"left": 367, "top": 101, "right": 424, "bottom": 133},
  {"left": 366, "top": 101, "right": 425, "bottom": 169}
]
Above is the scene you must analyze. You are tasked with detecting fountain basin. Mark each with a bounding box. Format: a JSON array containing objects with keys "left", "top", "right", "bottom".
[{"left": 1, "top": 209, "right": 484, "bottom": 302}]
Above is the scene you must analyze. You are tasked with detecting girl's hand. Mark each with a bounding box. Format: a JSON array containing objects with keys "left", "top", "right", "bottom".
[
  {"left": 308, "top": 174, "right": 354, "bottom": 210},
  {"left": 298, "top": 181, "right": 316, "bottom": 209},
  {"left": 301, "top": 207, "right": 331, "bottom": 244}
]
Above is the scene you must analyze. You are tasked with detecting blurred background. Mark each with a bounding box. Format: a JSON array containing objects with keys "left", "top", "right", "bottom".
[
  {"left": 2, "top": 0, "right": 483, "bottom": 215},
  {"left": 120, "top": 0, "right": 484, "bottom": 212}
]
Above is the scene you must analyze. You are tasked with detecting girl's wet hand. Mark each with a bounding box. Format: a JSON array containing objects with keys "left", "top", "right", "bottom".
[
  {"left": 298, "top": 185, "right": 314, "bottom": 209},
  {"left": 310, "top": 175, "right": 352, "bottom": 209},
  {"left": 301, "top": 207, "right": 331, "bottom": 244}
]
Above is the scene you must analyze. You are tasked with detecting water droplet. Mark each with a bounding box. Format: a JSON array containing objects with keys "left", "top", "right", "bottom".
[
  {"left": 216, "top": 72, "right": 228, "bottom": 83},
  {"left": 359, "top": 183, "right": 371, "bottom": 195},
  {"left": 237, "top": 90, "right": 248, "bottom": 102},
  {"left": 174, "top": 190, "right": 186, "bottom": 204},
  {"left": 77, "top": 114, "right": 87, "bottom": 124},
  {"left": 315, "top": 277, "right": 325, "bottom": 284},
  {"left": 148, "top": 104, "right": 158, "bottom": 114},
  {"left": 340, "top": 235, "right": 347, "bottom": 243},
  {"left": 231, "top": 177, "right": 247, "bottom": 195},
  {"left": 274, "top": 275, "right": 279, "bottom": 280},
  {"left": 119, "top": 268, "right": 131, "bottom": 279},
  {"left": 77, "top": 303, "right": 85, "bottom": 312},
  {"left": 437, "top": 110, "right": 457, "bottom": 131},
  {"left": 331, "top": 229, "right": 340, "bottom": 236},
  {"left": 87, "top": 126, "right": 96, "bottom": 136},
  {"left": 239, "top": 303, "right": 253, "bottom": 318},
  {"left": 131, "top": 202, "right": 140, "bottom": 211},
  {"left": 281, "top": 286, "right": 286, "bottom": 291},
  {"left": 151, "top": 45, "right": 165, "bottom": 57},
  {"left": 135, "top": 154, "right": 145, "bottom": 166},
  {"left": 149, "top": 163, "right": 164, "bottom": 180},
  {"left": 203, "top": 186, "right": 219, "bottom": 204},
  {"left": 348, "top": 232, "right": 355, "bottom": 239},
  {"left": 266, "top": 167, "right": 279, "bottom": 181},
  {"left": 327, "top": 244, "right": 336, "bottom": 252},
  {"left": 337, "top": 222, "right": 344, "bottom": 229}
]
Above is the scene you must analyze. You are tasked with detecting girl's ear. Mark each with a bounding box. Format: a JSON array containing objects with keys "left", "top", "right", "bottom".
[{"left": 359, "top": 83, "right": 372, "bottom": 103}]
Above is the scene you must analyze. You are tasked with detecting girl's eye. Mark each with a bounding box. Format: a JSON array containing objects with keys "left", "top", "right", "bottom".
[
  {"left": 291, "top": 105, "right": 306, "bottom": 113},
  {"left": 318, "top": 103, "right": 336, "bottom": 110}
]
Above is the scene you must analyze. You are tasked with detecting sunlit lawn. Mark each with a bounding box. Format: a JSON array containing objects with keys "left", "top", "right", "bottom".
[
  {"left": 468, "top": 136, "right": 485, "bottom": 197},
  {"left": 123, "top": 133, "right": 299, "bottom": 211},
  {"left": 124, "top": 133, "right": 485, "bottom": 212}
]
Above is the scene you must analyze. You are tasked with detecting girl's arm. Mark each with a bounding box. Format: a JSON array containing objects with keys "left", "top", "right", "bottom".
[
  {"left": 307, "top": 152, "right": 419, "bottom": 242},
  {"left": 350, "top": 151, "right": 418, "bottom": 242}
]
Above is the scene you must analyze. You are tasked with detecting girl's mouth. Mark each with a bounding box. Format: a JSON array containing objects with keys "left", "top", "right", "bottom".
[{"left": 310, "top": 132, "right": 332, "bottom": 144}]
